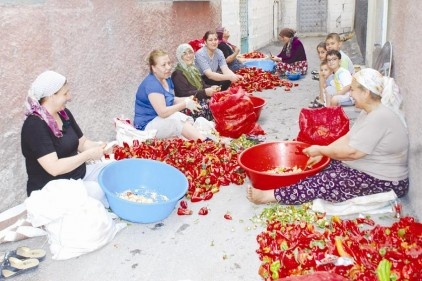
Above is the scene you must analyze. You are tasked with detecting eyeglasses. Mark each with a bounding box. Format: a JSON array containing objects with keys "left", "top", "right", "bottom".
[{"left": 327, "top": 58, "right": 339, "bottom": 62}]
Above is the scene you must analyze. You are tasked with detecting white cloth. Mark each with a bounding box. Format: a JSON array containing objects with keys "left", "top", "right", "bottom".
[
  {"left": 29, "top": 70, "right": 66, "bottom": 100},
  {"left": 311, "top": 190, "right": 397, "bottom": 216},
  {"left": 25, "top": 179, "right": 126, "bottom": 260}
]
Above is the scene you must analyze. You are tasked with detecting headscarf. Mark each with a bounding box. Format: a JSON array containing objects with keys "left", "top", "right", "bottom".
[
  {"left": 175, "top": 44, "right": 203, "bottom": 90},
  {"left": 279, "top": 28, "right": 296, "bottom": 57},
  {"left": 354, "top": 68, "right": 406, "bottom": 127},
  {"left": 216, "top": 26, "right": 225, "bottom": 41},
  {"left": 24, "top": 70, "right": 69, "bottom": 137}
]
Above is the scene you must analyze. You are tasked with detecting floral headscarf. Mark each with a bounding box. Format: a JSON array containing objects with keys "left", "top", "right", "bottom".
[
  {"left": 175, "top": 44, "right": 203, "bottom": 90},
  {"left": 24, "top": 70, "right": 69, "bottom": 137},
  {"left": 354, "top": 68, "right": 406, "bottom": 127}
]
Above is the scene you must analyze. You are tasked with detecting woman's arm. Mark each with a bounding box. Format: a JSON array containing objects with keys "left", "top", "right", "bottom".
[
  {"left": 149, "top": 93, "right": 186, "bottom": 118},
  {"left": 303, "top": 134, "right": 367, "bottom": 161},
  {"left": 37, "top": 136, "right": 105, "bottom": 177}
]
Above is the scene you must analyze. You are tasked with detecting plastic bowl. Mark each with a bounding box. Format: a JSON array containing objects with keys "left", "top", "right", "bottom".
[
  {"left": 98, "top": 158, "right": 188, "bottom": 223},
  {"left": 249, "top": 95, "right": 266, "bottom": 121},
  {"left": 238, "top": 141, "right": 330, "bottom": 190},
  {"left": 244, "top": 60, "right": 276, "bottom": 72},
  {"left": 286, "top": 72, "right": 301, "bottom": 81}
]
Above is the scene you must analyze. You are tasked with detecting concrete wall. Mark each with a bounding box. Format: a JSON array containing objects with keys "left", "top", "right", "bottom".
[
  {"left": 387, "top": 1, "right": 422, "bottom": 218},
  {"left": 0, "top": 0, "right": 221, "bottom": 212}
]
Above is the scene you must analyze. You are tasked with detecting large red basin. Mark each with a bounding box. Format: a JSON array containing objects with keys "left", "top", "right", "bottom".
[{"left": 238, "top": 141, "right": 330, "bottom": 190}]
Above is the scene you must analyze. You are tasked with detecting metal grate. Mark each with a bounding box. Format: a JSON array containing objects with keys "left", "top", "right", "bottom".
[{"left": 297, "top": 0, "right": 327, "bottom": 33}]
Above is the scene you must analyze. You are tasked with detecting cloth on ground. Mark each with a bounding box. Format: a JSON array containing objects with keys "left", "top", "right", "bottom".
[
  {"left": 311, "top": 190, "right": 397, "bottom": 216},
  {"left": 25, "top": 179, "right": 126, "bottom": 260}
]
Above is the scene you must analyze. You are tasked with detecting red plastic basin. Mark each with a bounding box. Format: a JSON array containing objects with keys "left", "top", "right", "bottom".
[
  {"left": 238, "top": 141, "right": 330, "bottom": 190},
  {"left": 249, "top": 95, "right": 266, "bottom": 121}
]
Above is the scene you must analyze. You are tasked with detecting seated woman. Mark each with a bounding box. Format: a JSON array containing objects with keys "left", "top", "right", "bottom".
[
  {"left": 216, "top": 27, "right": 245, "bottom": 72},
  {"left": 21, "top": 71, "right": 109, "bottom": 201},
  {"left": 134, "top": 49, "right": 206, "bottom": 140},
  {"left": 171, "top": 43, "right": 220, "bottom": 121},
  {"left": 248, "top": 68, "right": 408, "bottom": 205},
  {"left": 195, "top": 30, "right": 243, "bottom": 91},
  {"left": 270, "top": 28, "right": 308, "bottom": 76}
]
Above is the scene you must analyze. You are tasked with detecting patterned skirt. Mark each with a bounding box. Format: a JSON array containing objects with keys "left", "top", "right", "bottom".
[
  {"left": 181, "top": 98, "right": 214, "bottom": 121},
  {"left": 274, "top": 160, "right": 409, "bottom": 205},
  {"left": 276, "top": 60, "right": 308, "bottom": 76}
]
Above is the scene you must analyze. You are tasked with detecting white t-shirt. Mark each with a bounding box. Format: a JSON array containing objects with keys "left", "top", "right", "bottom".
[{"left": 343, "top": 104, "right": 409, "bottom": 181}]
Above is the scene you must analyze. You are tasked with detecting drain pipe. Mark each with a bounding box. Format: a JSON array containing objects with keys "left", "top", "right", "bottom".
[{"left": 273, "top": 0, "right": 279, "bottom": 41}]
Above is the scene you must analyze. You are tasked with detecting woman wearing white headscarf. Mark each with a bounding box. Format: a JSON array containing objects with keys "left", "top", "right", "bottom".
[
  {"left": 171, "top": 43, "right": 220, "bottom": 121},
  {"left": 21, "top": 71, "right": 108, "bottom": 197},
  {"left": 248, "top": 68, "right": 409, "bottom": 205}
]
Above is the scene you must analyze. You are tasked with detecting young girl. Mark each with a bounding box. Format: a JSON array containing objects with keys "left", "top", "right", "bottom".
[{"left": 311, "top": 41, "right": 328, "bottom": 78}]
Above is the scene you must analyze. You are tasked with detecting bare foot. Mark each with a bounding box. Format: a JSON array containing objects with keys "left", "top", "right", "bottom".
[{"left": 246, "top": 185, "right": 277, "bottom": 204}]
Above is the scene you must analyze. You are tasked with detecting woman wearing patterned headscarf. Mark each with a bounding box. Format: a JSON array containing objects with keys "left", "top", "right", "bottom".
[
  {"left": 21, "top": 71, "right": 109, "bottom": 198},
  {"left": 248, "top": 68, "right": 409, "bottom": 205},
  {"left": 171, "top": 44, "right": 220, "bottom": 121},
  {"left": 270, "top": 28, "right": 308, "bottom": 76}
]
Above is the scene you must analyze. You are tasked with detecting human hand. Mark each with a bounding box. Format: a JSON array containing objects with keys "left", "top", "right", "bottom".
[
  {"left": 306, "top": 155, "right": 323, "bottom": 167},
  {"left": 87, "top": 144, "right": 106, "bottom": 161},
  {"left": 302, "top": 145, "right": 321, "bottom": 157},
  {"left": 206, "top": 85, "right": 221, "bottom": 96},
  {"left": 185, "top": 97, "right": 202, "bottom": 112}
]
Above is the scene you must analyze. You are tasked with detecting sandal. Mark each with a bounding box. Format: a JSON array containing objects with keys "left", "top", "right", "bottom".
[
  {"left": 1, "top": 252, "right": 40, "bottom": 279},
  {"left": 308, "top": 101, "right": 324, "bottom": 108},
  {"left": 15, "top": 247, "right": 46, "bottom": 261},
  {"left": 311, "top": 70, "right": 319, "bottom": 75},
  {"left": 312, "top": 75, "right": 319, "bottom": 81}
]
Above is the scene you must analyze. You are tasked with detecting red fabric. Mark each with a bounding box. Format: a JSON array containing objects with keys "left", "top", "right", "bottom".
[
  {"left": 296, "top": 107, "right": 350, "bottom": 145},
  {"left": 188, "top": 39, "right": 204, "bottom": 52},
  {"left": 210, "top": 87, "right": 264, "bottom": 138}
]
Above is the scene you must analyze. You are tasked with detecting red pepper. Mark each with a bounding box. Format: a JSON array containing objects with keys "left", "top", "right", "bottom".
[
  {"left": 203, "top": 191, "right": 213, "bottom": 201},
  {"left": 177, "top": 207, "right": 192, "bottom": 215},
  {"left": 224, "top": 212, "right": 232, "bottom": 220},
  {"left": 198, "top": 206, "right": 209, "bottom": 215},
  {"left": 179, "top": 200, "right": 188, "bottom": 209}
]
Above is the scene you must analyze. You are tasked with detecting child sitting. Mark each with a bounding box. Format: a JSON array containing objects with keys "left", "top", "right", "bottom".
[
  {"left": 325, "top": 50, "right": 353, "bottom": 106},
  {"left": 309, "top": 60, "right": 332, "bottom": 108},
  {"left": 325, "top": 33, "right": 355, "bottom": 74}
]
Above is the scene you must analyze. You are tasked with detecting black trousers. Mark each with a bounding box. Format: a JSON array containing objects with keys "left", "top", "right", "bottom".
[{"left": 201, "top": 75, "right": 231, "bottom": 91}]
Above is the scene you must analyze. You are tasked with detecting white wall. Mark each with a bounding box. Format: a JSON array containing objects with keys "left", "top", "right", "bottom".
[
  {"left": 327, "top": 0, "right": 355, "bottom": 33},
  {"left": 221, "top": 0, "right": 241, "bottom": 47}
]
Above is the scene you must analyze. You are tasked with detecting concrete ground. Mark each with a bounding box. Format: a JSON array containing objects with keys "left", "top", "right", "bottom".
[{"left": 0, "top": 36, "right": 416, "bottom": 281}]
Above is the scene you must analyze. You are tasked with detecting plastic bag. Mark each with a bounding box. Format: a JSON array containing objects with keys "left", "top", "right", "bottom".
[
  {"left": 114, "top": 117, "right": 156, "bottom": 146},
  {"left": 209, "top": 87, "right": 258, "bottom": 138},
  {"left": 296, "top": 107, "right": 349, "bottom": 145},
  {"left": 188, "top": 38, "right": 204, "bottom": 52}
]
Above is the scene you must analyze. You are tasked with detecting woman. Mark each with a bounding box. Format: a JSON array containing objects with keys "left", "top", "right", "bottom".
[
  {"left": 21, "top": 71, "right": 108, "bottom": 198},
  {"left": 248, "top": 68, "right": 408, "bottom": 205},
  {"left": 134, "top": 49, "right": 205, "bottom": 140},
  {"left": 171, "top": 44, "right": 220, "bottom": 121},
  {"left": 216, "top": 27, "right": 245, "bottom": 72},
  {"left": 270, "top": 28, "right": 308, "bottom": 76},
  {"left": 195, "top": 30, "right": 243, "bottom": 91}
]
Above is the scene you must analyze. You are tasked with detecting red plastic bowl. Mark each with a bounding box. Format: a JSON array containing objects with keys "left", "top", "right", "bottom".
[
  {"left": 238, "top": 141, "right": 330, "bottom": 190},
  {"left": 249, "top": 95, "right": 266, "bottom": 121}
]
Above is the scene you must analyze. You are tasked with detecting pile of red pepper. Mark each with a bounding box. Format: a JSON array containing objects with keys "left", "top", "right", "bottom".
[
  {"left": 232, "top": 67, "right": 297, "bottom": 93},
  {"left": 112, "top": 139, "right": 246, "bottom": 202},
  {"left": 256, "top": 216, "right": 422, "bottom": 280},
  {"left": 241, "top": 51, "right": 267, "bottom": 59}
]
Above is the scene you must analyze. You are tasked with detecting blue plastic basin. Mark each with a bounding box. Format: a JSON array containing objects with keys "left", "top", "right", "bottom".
[
  {"left": 244, "top": 60, "right": 276, "bottom": 72},
  {"left": 98, "top": 159, "right": 188, "bottom": 223}
]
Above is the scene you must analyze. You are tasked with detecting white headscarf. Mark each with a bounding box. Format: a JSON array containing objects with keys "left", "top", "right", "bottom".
[
  {"left": 24, "top": 70, "right": 69, "bottom": 137},
  {"left": 354, "top": 68, "right": 406, "bottom": 127}
]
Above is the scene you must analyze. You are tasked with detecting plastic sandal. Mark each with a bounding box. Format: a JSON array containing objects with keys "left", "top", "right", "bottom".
[
  {"left": 1, "top": 252, "right": 39, "bottom": 279},
  {"left": 312, "top": 75, "right": 319, "bottom": 81},
  {"left": 311, "top": 70, "right": 319, "bottom": 75},
  {"left": 15, "top": 247, "right": 46, "bottom": 261}
]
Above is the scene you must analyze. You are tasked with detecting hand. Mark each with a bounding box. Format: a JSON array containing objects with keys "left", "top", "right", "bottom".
[
  {"left": 184, "top": 97, "right": 202, "bottom": 112},
  {"left": 270, "top": 56, "right": 281, "bottom": 62},
  {"left": 229, "top": 74, "right": 243, "bottom": 83},
  {"left": 88, "top": 145, "right": 106, "bottom": 161},
  {"left": 306, "top": 155, "right": 323, "bottom": 167},
  {"left": 205, "top": 85, "right": 221, "bottom": 96}
]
